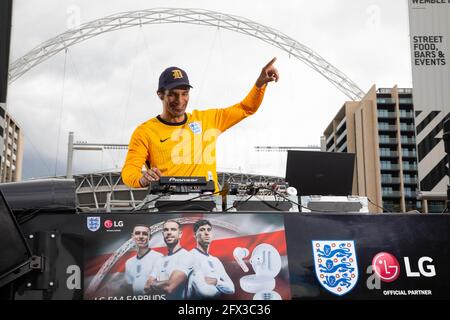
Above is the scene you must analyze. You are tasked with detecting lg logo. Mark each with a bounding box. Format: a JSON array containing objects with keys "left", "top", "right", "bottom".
[
  {"left": 104, "top": 220, "right": 113, "bottom": 229},
  {"left": 404, "top": 256, "right": 436, "bottom": 278},
  {"left": 104, "top": 220, "right": 124, "bottom": 229},
  {"left": 367, "top": 252, "right": 436, "bottom": 290},
  {"left": 372, "top": 252, "right": 401, "bottom": 282}
]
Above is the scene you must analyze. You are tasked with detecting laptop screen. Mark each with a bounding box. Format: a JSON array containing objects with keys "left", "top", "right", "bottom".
[{"left": 285, "top": 150, "right": 355, "bottom": 196}]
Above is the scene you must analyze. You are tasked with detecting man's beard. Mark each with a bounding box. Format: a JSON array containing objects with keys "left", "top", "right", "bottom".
[
  {"left": 165, "top": 238, "right": 179, "bottom": 248},
  {"left": 168, "top": 104, "right": 186, "bottom": 117},
  {"left": 200, "top": 240, "right": 211, "bottom": 247}
]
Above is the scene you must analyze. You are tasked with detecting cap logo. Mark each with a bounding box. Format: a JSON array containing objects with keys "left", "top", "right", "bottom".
[{"left": 172, "top": 70, "right": 183, "bottom": 79}]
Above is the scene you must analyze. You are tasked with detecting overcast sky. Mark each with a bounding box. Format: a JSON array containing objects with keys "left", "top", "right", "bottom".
[{"left": 7, "top": 0, "right": 413, "bottom": 179}]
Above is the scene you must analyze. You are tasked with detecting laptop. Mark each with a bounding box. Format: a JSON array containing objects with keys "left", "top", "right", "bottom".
[{"left": 285, "top": 150, "right": 355, "bottom": 196}]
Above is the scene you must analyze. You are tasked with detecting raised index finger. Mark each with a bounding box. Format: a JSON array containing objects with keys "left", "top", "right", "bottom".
[{"left": 264, "top": 57, "right": 277, "bottom": 69}]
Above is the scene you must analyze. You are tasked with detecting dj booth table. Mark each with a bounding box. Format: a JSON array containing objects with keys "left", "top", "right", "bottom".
[{"left": 8, "top": 211, "right": 450, "bottom": 300}]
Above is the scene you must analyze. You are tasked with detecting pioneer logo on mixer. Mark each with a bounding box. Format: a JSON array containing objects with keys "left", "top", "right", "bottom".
[{"left": 168, "top": 177, "right": 198, "bottom": 183}]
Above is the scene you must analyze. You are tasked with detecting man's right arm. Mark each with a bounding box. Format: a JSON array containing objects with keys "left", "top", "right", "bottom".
[
  {"left": 191, "top": 271, "right": 220, "bottom": 297},
  {"left": 122, "top": 261, "right": 134, "bottom": 295},
  {"left": 124, "top": 260, "right": 133, "bottom": 285},
  {"left": 215, "top": 260, "right": 235, "bottom": 295},
  {"left": 145, "top": 271, "right": 188, "bottom": 295},
  {"left": 122, "top": 127, "right": 149, "bottom": 188},
  {"left": 122, "top": 127, "right": 162, "bottom": 188}
]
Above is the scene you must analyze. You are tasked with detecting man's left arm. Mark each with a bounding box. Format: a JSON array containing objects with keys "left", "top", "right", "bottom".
[
  {"left": 212, "top": 57, "right": 279, "bottom": 132},
  {"left": 191, "top": 269, "right": 220, "bottom": 297},
  {"left": 148, "top": 252, "right": 193, "bottom": 295},
  {"left": 214, "top": 260, "right": 235, "bottom": 295},
  {"left": 147, "top": 270, "right": 187, "bottom": 295}
]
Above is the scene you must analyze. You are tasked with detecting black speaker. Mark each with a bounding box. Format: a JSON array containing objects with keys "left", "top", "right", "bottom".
[
  {"left": 154, "top": 200, "right": 217, "bottom": 212},
  {"left": 0, "top": 190, "right": 33, "bottom": 288}
]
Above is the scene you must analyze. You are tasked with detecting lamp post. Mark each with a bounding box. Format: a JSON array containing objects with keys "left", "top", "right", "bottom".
[{"left": 66, "top": 132, "right": 128, "bottom": 178}]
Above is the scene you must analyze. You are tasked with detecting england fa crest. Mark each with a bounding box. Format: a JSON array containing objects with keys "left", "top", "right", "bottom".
[
  {"left": 87, "top": 216, "right": 101, "bottom": 232},
  {"left": 312, "top": 240, "right": 358, "bottom": 296},
  {"left": 188, "top": 122, "right": 202, "bottom": 134}
]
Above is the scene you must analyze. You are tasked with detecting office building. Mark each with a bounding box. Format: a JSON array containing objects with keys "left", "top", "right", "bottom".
[
  {"left": 1, "top": 112, "right": 23, "bottom": 182},
  {"left": 323, "top": 85, "right": 447, "bottom": 212}
]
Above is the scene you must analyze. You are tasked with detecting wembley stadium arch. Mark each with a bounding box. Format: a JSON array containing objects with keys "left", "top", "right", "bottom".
[{"left": 9, "top": 8, "right": 365, "bottom": 100}]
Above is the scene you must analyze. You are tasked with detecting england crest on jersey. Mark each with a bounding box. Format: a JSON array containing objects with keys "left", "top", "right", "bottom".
[
  {"left": 188, "top": 122, "right": 202, "bottom": 134},
  {"left": 312, "top": 240, "right": 358, "bottom": 296},
  {"left": 87, "top": 216, "right": 101, "bottom": 232}
]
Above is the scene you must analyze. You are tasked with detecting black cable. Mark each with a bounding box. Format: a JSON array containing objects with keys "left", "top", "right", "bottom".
[
  {"left": 224, "top": 193, "right": 255, "bottom": 212},
  {"left": 17, "top": 209, "right": 42, "bottom": 225},
  {"left": 261, "top": 186, "right": 381, "bottom": 213},
  {"left": 224, "top": 183, "right": 267, "bottom": 211},
  {"left": 258, "top": 186, "right": 343, "bottom": 213},
  {"left": 17, "top": 205, "right": 78, "bottom": 224},
  {"left": 367, "top": 198, "right": 391, "bottom": 213},
  {"left": 130, "top": 194, "right": 167, "bottom": 212},
  {"left": 258, "top": 197, "right": 286, "bottom": 212},
  {"left": 225, "top": 186, "right": 304, "bottom": 212},
  {"left": 254, "top": 191, "right": 286, "bottom": 211},
  {"left": 135, "top": 190, "right": 222, "bottom": 212},
  {"left": 155, "top": 191, "right": 222, "bottom": 210}
]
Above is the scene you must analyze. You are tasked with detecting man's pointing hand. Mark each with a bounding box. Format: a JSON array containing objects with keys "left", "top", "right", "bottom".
[{"left": 255, "top": 57, "right": 279, "bottom": 88}]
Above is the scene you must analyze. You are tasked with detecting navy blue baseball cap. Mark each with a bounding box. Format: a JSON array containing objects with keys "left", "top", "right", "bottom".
[{"left": 158, "top": 66, "right": 193, "bottom": 92}]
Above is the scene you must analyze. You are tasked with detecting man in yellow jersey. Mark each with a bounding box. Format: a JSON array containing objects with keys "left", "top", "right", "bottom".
[{"left": 121, "top": 58, "right": 279, "bottom": 192}]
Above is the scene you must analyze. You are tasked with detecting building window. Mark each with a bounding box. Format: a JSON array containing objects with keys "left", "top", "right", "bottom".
[{"left": 428, "top": 201, "right": 446, "bottom": 213}]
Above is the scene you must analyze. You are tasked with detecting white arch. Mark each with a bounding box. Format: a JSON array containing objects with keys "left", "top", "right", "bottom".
[{"left": 9, "top": 8, "right": 365, "bottom": 100}]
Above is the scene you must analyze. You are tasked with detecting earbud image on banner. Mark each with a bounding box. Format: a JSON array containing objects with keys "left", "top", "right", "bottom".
[
  {"left": 240, "top": 243, "right": 282, "bottom": 296},
  {"left": 233, "top": 247, "right": 250, "bottom": 272},
  {"left": 253, "top": 290, "right": 282, "bottom": 300}
]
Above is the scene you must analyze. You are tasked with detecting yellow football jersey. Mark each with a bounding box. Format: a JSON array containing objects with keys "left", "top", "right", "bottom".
[{"left": 121, "top": 84, "right": 266, "bottom": 191}]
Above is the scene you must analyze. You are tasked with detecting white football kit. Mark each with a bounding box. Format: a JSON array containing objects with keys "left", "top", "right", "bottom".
[
  {"left": 125, "top": 249, "right": 163, "bottom": 295},
  {"left": 149, "top": 248, "right": 193, "bottom": 299},
  {"left": 187, "top": 248, "right": 235, "bottom": 298}
]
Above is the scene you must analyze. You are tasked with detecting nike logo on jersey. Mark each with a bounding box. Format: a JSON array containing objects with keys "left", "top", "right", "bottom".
[{"left": 160, "top": 138, "right": 170, "bottom": 143}]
